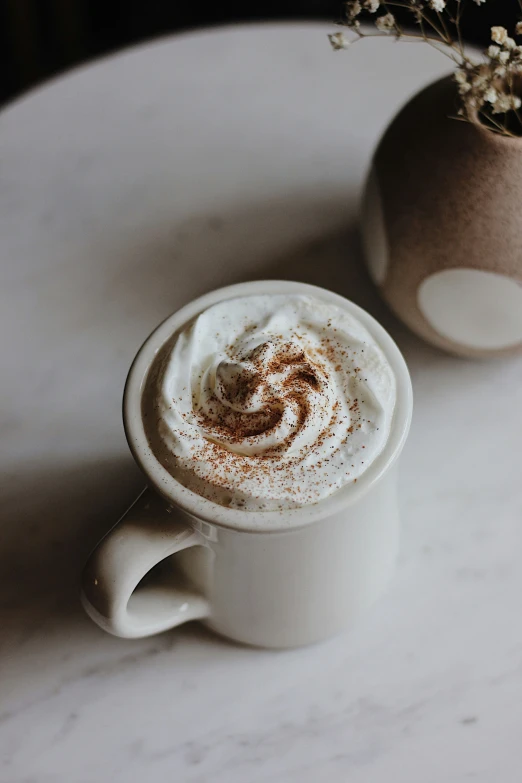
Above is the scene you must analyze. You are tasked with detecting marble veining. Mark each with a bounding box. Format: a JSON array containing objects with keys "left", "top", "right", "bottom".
[{"left": 0, "top": 22, "right": 521, "bottom": 783}]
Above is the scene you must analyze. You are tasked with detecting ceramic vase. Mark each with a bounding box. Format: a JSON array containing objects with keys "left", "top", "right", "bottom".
[{"left": 362, "top": 76, "right": 522, "bottom": 358}]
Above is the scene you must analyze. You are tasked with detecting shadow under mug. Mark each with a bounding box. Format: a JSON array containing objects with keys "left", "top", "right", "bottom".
[{"left": 81, "top": 280, "right": 413, "bottom": 648}]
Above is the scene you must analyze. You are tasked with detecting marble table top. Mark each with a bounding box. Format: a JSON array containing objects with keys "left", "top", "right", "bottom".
[{"left": 1, "top": 21, "right": 521, "bottom": 783}]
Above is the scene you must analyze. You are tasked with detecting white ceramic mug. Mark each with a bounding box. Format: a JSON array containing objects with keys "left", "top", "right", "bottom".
[{"left": 81, "top": 281, "right": 412, "bottom": 648}]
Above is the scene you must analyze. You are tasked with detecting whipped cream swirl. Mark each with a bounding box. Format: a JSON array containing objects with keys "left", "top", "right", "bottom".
[{"left": 143, "top": 294, "right": 396, "bottom": 511}]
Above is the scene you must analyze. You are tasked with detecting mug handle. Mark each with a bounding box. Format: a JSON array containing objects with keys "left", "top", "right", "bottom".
[{"left": 81, "top": 488, "right": 209, "bottom": 638}]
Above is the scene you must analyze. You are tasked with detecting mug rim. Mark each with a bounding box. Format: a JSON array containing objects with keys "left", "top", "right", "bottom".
[{"left": 123, "top": 280, "right": 413, "bottom": 532}]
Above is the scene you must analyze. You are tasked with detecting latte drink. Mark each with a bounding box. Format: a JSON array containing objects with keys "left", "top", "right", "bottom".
[{"left": 142, "top": 294, "right": 396, "bottom": 513}]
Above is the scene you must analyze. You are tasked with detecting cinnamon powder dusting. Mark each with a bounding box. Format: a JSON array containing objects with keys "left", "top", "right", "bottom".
[{"left": 143, "top": 294, "right": 395, "bottom": 511}]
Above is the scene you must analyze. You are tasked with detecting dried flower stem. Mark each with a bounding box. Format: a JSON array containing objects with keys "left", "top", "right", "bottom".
[{"left": 329, "top": 1, "right": 522, "bottom": 138}]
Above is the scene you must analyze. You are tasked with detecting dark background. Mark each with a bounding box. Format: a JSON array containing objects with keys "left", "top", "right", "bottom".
[{"left": 0, "top": 0, "right": 519, "bottom": 107}]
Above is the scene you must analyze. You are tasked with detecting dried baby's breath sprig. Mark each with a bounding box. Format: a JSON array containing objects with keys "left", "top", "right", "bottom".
[
  {"left": 375, "top": 13, "right": 397, "bottom": 34},
  {"left": 328, "top": 31, "right": 352, "bottom": 50},
  {"left": 330, "top": 1, "right": 522, "bottom": 137},
  {"left": 454, "top": 24, "right": 522, "bottom": 129}
]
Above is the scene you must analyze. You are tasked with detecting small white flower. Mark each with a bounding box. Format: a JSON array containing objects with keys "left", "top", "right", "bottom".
[
  {"left": 364, "top": 0, "right": 380, "bottom": 12},
  {"left": 492, "top": 93, "right": 521, "bottom": 114},
  {"left": 328, "top": 32, "right": 351, "bottom": 50},
  {"left": 491, "top": 26, "right": 508, "bottom": 45},
  {"left": 458, "top": 82, "right": 472, "bottom": 95},
  {"left": 494, "top": 65, "right": 507, "bottom": 77},
  {"left": 484, "top": 87, "right": 498, "bottom": 104},
  {"left": 473, "top": 0, "right": 486, "bottom": 4},
  {"left": 454, "top": 69, "right": 468, "bottom": 84},
  {"left": 487, "top": 45, "right": 501, "bottom": 59},
  {"left": 472, "top": 68, "right": 488, "bottom": 88},
  {"left": 375, "top": 12, "right": 396, "bottom": 33},
  {"left": 491, "top": 26, "right": 507, "bottom": 44},
  {"left": 516, "top": 21, "right": 522, "bottom": 36},
  {"left": 347, "top": 0, "right": 362, "bottom": 19},
  {"left": 503, "top": 96, "right": 515, "bottom": 111},
  {"left": 505, "top": 37, "right": 516, "bottom": 50},
  {"left": 429, "top": 0, "right": 445, "bottom": 11},
  {"left": 499, "top": 50, "right": 510, "bottom": 63}
]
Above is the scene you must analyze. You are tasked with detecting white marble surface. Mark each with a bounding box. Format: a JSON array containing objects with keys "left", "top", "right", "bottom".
[{"left": 1, "top": 22, "right": 521, "bottom": 783}]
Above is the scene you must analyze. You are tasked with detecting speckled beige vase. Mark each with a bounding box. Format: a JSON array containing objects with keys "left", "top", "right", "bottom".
[{"left": 362, "top": 76, "right": 522, "bottom": 358}]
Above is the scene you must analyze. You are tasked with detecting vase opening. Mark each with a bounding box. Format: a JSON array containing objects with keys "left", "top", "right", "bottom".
[{"left": 476, "top": 107, "right": 522, "bottom": 137}]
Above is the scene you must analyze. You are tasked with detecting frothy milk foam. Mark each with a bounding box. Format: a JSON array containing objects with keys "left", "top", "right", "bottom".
[{"left": 142, "top": 294, "right": 396, "bottom": 511}]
